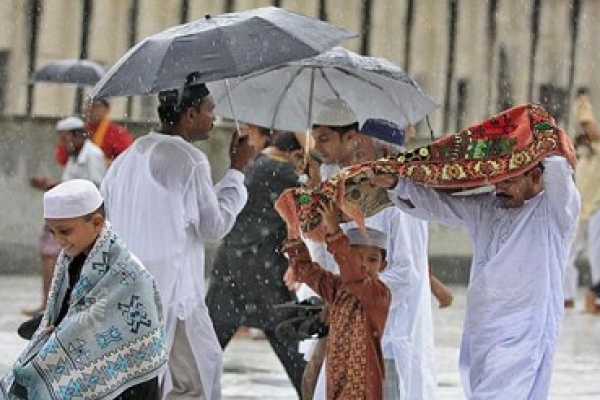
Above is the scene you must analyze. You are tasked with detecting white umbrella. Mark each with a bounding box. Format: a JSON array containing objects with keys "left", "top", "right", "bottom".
[{"left": 207, "top": 47, "right": 439, "bottom": 132}]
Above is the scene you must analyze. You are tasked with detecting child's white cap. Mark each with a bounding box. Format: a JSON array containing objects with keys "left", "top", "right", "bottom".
[
  {"left": 346, "top": 227, "right": 387, "bottom": 251},
  {"left": 44, "top": 179, "right": 103, "bottom": 219}
]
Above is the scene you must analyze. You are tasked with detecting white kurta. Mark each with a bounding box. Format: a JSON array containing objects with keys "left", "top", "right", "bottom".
[
  {"left": 387, "top": 156, "right": 580, "bottom": 399},
  {"left": 101, "top": 133, "right": 248, "bottom": 400},
  {"left": 61, "top": 139, "right": 106, "bottom": 185},
  {"left": 364, "top": 208, "right": 438, "bottom": 399}
]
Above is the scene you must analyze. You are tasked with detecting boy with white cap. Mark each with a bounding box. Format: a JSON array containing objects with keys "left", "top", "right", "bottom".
[
  {"left": 283, "top": 200, "right": 391, "bottom": 400},
  {"left": 0, "top": 179, "right": 166, "bottom": 400}
]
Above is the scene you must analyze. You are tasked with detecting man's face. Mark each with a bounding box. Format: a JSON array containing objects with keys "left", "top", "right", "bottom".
[
  {"left": 84, "top": 100, "right": 109, "bottom": 124},
  {"left": 493, "top": 168, "right": 542, "bottom": 208},
  {"left": 312, "top": 126, "right": 351, "bottom": 165},
  {"left": 244, "top": 124, "right": 270, "bottom": 151},
  {"left": 59, "top": 131, "right": 85, "bottom": 155},
  {"left": 189, "top": 95, "right": 215, "bottom": 141},
  {"left": 45, "top": 214, "right": 103, "bottom": 257},
  {"left": 352, "top": 244, "right": 386, "bottom": 275},
  {"left": 344, "top": 134, "right": 376, "bottom": 165}
]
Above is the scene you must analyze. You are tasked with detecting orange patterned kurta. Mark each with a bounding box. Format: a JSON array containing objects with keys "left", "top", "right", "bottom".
[{"left": 284, "top": 234, "right": 390, "bottom": 399}]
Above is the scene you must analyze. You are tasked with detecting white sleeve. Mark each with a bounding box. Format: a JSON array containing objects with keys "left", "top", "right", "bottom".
[
  {"left": 88, "top": 153, "right": 108, "bottom": 186},
  {"left": 542, "top": 156, "right": 581, "bottom": 232},
  {"left": 378, "top": 213, "right": 422, "bottom": 308},
  {"left": 387, "top": 178, "right": 482, "bottom": 228},
  {"left": 185, "top": 163, "right": 248, "bottom": 242}
]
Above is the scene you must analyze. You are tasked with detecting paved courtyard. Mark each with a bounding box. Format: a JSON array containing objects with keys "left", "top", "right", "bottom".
[{"left": 1, "top": 276, "right": 599, "bottom": 399}]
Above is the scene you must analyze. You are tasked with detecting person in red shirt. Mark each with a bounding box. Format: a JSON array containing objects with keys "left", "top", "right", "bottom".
[{"left": 55, "top": 98, "right": 134, "bottom": 166}]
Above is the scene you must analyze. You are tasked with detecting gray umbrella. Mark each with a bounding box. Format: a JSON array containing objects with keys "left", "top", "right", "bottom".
[
  {"left": 207, "top": 47, "right": 439, "bottom": 132},
  {"left": 30, "top": 59, "right": 106, "bottom": 86},
  {"left": 92, "top": 6, "right": 355, "bottom": 99}
]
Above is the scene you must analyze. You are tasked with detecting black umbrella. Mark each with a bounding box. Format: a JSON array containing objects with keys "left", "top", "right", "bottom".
[
  {"left": 30, "top": 59, "right": 106, "bottom": 86},
  {"left": 91, "top": 6, "right": 355, "bottom": 99}
]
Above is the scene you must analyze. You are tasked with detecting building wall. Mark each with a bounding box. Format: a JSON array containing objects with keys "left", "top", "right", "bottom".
[{"left": 0, "top": 0, "right": 596, "bottom": 136}]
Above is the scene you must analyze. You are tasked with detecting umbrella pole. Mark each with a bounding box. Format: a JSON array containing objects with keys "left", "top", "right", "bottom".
[
  {"left": 304, "top": 68, "right": 316, "bottom": 160},
  {"left": 225, "top": 78, "right": 243, "bottom": 135}
]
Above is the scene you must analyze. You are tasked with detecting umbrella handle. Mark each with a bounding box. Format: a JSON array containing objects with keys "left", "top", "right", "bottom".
[
  {"left": 304, "top": 69, "right": 316, "bottom": 161},
  {"left": 225, "top": 79, "right": 243, "bottom": 136}
]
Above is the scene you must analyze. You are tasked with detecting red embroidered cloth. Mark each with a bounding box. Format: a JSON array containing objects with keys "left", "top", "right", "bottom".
[{"left": 276, "top": 104, "right": 576, "bottom": 241}]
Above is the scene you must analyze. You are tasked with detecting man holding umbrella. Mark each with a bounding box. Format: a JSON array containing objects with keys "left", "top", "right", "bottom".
[{"left": 101, "top": 72, "right": 255, "bottom": 399}]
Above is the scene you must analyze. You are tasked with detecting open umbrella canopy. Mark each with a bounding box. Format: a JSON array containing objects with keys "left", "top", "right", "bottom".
[
  {"left": 208, "top": 46, "right": 439, "bottom": 131},
  {"left": 30, "top": 59, "right": 106, "bottom": 86},
  {"left": 92, "top": 6, "right": 355, "bottom": 99}
]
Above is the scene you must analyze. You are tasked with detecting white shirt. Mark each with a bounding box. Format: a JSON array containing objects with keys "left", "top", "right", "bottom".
[
  {"left": 101, "top": 132, "right": 247, "bottom": 399},
  {"left": 387, "top": 156, "right": 580, "bottom": 399},
  {"left": 61, "top": 139, "right": 106, "bottom": 185}
]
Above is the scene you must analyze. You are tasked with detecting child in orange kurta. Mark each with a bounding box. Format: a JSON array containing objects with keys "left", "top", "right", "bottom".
[{"left": 283, "top": 201, "right": 391, "bottom": 399}]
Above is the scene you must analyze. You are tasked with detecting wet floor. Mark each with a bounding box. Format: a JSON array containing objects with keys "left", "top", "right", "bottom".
[{"left": 1, "top": 276, "right": 599, "bottom": 399}]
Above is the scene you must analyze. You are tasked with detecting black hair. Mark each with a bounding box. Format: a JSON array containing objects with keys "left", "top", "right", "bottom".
[
  {"left": 157, "top": 72, "right": 210, "bottom": 126},
  {"left": 313, "top": 122, "right": 359, "bottom": 136},
  {"left": 71, "top": 127, "right": 89, "bottom": 137},
  {"left": 273, "top": 131, "right": 302, "bottom": 152},
  {"left": 84, "top": 203, "right": 106, "bottom": 220},
  {"left": 94, "top": 98, "right": 110, "bottom": 108},
  {"left": 577, "top": 87, "right": 589, "bottom": 96}
]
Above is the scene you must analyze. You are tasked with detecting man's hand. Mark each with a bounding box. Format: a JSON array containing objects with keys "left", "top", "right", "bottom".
[
  {"left": 30, "top": 176, "right": 53, "bottom": 191},
  {"left": 283, "top": 266, "right": 300, "bottom": 291},
  {"left": 370, "top": 174, "right": 398, "bottom": 190},
  {"left": 229, "top": 130, "right": 256, "bottom": 172}
]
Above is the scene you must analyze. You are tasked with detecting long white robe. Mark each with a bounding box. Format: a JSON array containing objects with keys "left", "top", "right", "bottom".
[
  {"left": 365, "top": 208, "right": 438, "bottom": 399},
  {"left": 387, "top": 156, "right": 580, "bottom": 399},
  {"left": 101, "top": 133, "right": 248, "bottom": 400}
]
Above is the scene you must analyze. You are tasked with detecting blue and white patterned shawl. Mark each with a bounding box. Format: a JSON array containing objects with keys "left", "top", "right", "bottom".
[{"left": 0, "top": 224, "right": 167, "bottom": 400}]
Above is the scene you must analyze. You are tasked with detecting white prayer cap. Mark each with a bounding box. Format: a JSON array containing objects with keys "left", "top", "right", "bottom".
[
  {"left": 346, "top": 227, "right": 387, "bottom": 251},
  {"left": 44, "top": 179, "right": 103, "bottom": 219},
  {"left": 55, "top": 116, "right": 85, "bottom": 131},
  {"left": 313, "top": 99, "right": 358, "bottom": 127}
]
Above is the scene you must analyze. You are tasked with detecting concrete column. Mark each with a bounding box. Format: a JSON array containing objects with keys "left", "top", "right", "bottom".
[
  {"left": 126, "top": 0, "right": 179, "bottom": 120},
  {"left": 453, "top": 0, "right": 489, "bottom": 128},
  {"left": 490, "top": 0, "right": 533, "bottom": 112},
  {"left": 325, "top": 0, "right": 362, "bottom": 54},
  {"left": 531, "top": 0, "right": 571, "bottom": 125},
  {"left": 409, "top": 1, "right": 448, "bottom": 137},
  {"left": 280, "top": 0, "right": 318, "bottom": 18},
  {"left": 235, "top": 0, "right": 272, "bottom": 12},
  {"left": 369, "top": 0, "right": 407, "bottom": 67},
  {"left": 1, "top": 1, "right": 30, "bottom": 115},
  {"left": 572, "top": 0, "right": 600, "bottom": 132},
  {"left": 33, "top": 0, "right": 84, "bottom": 117},
  {"left": 188, "top": 0, "right": 225, "bottom": 20},
  {"left": 86, "top": 0, "right": 131, "bottom": 118}
]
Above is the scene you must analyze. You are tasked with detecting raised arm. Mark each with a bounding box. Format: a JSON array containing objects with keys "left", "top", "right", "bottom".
[
  {"left": 542, "top": 155, "right": 580, "bottom": 232},
  {"left": 283, "top": 238, "right": 340, "bottom": 304},
  {"left": 376, "top": 210, "right": 427, "bottom": 308},
  {"left": 384, "top": 176, "right": 482, "bottom": 228}
]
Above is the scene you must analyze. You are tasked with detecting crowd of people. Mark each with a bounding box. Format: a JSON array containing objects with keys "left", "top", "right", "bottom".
[{"left": 0, "top": 70, "right": 590, "bottom": 400}]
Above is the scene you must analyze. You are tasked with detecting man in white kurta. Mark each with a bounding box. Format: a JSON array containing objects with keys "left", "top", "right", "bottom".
[
  {"left": 101, "top": 76, "right": 254, "bottom": 400},
  {"left": 344, "top": 120, "right": 438, "bottom": 399},
  {"left": 383, "top": 156, "right": 579, "bottom": 399}
]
